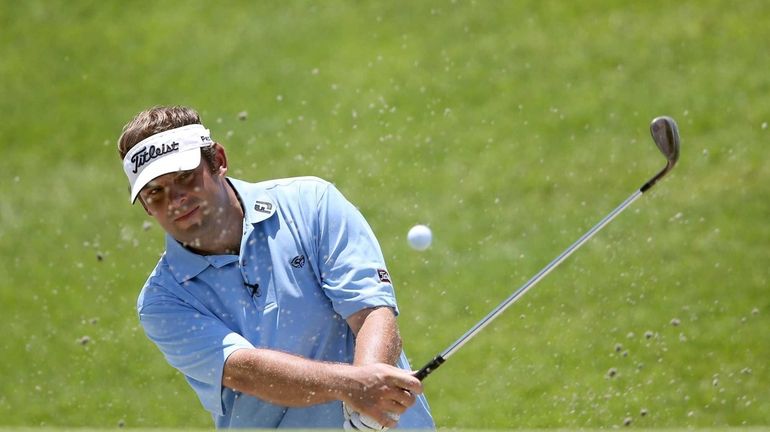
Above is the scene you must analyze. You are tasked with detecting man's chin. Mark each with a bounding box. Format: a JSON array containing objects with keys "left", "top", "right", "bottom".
[{"left": 169, "top": 220, "right": 206, "bottom": 244}]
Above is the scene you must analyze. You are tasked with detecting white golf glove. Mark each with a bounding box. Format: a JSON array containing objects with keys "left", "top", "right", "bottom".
[{"left": 343, "top": 402, "right": 398, "bottom": 431}]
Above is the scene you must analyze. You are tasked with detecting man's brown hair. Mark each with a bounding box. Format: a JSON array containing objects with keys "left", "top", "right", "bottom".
[{"left": 118, "top": 105, "right": 217, "bottom": 169}]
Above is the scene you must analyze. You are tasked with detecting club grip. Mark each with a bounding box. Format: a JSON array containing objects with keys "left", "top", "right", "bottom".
[{"left": 413, "top": 355, "right": 446, "bottom": 381}]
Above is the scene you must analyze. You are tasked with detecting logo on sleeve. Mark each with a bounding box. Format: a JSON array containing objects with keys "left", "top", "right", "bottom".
[{"left": 377, "top": 269, "right": 391, "bottom": 283}]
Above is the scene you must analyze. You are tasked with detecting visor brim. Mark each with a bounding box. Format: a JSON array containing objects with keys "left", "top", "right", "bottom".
[{"left": 129, "top": 148, "right": 202, "bottom": 203}]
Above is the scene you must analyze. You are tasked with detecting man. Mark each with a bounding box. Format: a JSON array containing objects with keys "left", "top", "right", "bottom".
[{"left": 118, "top": 106, "right": 434, "bottom": 429}]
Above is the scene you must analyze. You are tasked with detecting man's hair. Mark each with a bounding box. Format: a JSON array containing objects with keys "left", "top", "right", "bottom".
[{"left": 117, "top": 105, "right": 217, "bottom": 170}]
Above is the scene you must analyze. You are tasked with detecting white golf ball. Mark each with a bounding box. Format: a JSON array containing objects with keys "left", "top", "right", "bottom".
[{"left": 407, "top": 224, "right": 432, "bottom": 251}]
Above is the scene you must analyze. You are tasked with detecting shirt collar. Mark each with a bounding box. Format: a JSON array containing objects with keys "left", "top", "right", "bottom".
[
  {"left": 164, "top": 234, "right": 212, "bottom": 283},
  {"left": 162, "top": 178, "right": 276, "bottom": 284},
  {"left": 227, "top": 177, "right": 276, "bottom": 225}
]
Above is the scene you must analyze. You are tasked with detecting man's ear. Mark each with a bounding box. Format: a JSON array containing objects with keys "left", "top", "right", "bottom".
[{"left": 213, "top": 143, "right": 228, "bottom": 177}]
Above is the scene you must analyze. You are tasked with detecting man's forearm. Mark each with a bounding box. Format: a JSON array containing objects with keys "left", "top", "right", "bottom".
[
  {"left": 223, "top": 348, "right": 356, "bottom": 407},
  {"left": 222, "top": 347, "right": 421, "bottom": 419},
  {"left": 223, "top": 309, "right": 420, "bottom": 427},
  {"left": 349, "top": 307, "right": 403, "bottom": 366}
]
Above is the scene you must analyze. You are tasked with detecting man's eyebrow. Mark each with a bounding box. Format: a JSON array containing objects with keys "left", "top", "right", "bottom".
[
  {"left": 142, "top": 180, "right": 162, "bottom": 190},
  {"left": 142, "top": 170, "right": 189, "bottom": 191}
]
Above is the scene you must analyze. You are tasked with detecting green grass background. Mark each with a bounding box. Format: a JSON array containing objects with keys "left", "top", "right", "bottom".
[{"left": 1, "top": 0, "right": 768, "bottom": 429}]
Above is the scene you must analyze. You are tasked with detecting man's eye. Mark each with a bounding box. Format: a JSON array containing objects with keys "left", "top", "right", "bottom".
[{"left": 144, "top": 187, "right": 164, "bottom": 200}]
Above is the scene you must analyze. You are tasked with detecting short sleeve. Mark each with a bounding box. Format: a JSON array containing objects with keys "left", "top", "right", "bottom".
[
  {"left": 315, "top": 183, "right": 399, "bottom": 319},
  {"left": 138, "top": 295, "right": 254, "bottom": 416}
]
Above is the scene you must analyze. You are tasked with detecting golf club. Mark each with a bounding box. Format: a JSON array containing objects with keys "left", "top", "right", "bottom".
[{"left": 414, "top": 116, "right": 681, "bottom": 381}]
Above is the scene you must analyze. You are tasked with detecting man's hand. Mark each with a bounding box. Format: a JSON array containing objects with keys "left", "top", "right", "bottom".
[
  {"left": 341, "top": 363, "right": 421, "bottom": 429},
  {"left": 343, "top": 401, "right": 397, "bottom": 431}
]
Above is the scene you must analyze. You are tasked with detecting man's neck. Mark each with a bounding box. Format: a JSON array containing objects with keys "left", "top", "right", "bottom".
[{"left": 183, "top": 180, "right": 245, "bottom": 256}]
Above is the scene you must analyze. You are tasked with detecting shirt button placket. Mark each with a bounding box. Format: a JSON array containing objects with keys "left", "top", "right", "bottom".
[{"left": 241, "top": 257, "right": 260, "bottom": 298}]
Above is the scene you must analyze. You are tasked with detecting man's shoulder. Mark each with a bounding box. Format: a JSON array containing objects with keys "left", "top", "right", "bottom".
[
  {"left": 136, "top": 255, "right": 179, "bottom": 310},
  {"left": 250, "top": 176, "right": 333, "bottom": 198},
  {"left": 255, "top": 175, "right": 331, "bottom": 190},
  {"left": 232, "top": 176, "right": 334, "bottom": 204}
]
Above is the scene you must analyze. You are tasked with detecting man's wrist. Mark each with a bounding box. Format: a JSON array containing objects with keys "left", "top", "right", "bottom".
[{"left": 325, "top": 362, "right": 362, "bottom": 404}]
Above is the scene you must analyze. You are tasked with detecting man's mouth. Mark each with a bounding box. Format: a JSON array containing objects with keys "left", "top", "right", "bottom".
[{"left": 174, "top": 206, "right": 199, "bottom": 222}]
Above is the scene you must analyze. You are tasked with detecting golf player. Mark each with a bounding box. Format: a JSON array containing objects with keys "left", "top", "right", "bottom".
[{"left": 118, "top": 106, "right": 435, "bottom": 429}]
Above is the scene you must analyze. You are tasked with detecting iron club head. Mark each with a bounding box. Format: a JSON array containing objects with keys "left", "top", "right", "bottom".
[
  {"left": 650, "top": 116, "right": 680, "bottom": 167},
  {"left": 641, "top": 116, "right": 680, "bottom": 192}
]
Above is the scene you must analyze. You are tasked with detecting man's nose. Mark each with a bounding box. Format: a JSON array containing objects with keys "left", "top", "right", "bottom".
[{"left": 168, "top": 186, "right": 188, "bottom": 208}]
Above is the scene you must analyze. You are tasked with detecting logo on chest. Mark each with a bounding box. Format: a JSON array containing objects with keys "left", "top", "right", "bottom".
[
  {"left": 290, "top": 255, "right": 306, "bottom": 268},
  {"left": 254, "top": 201, "right": 273, "bottom": 213}
]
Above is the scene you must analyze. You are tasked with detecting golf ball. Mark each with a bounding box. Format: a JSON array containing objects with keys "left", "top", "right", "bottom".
[{"left": 407, "top": 224, "right": 432, "bottom": 251}]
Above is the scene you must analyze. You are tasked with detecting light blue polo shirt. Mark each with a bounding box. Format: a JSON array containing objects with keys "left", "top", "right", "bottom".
[{"left": 137, "top": 176, "right": 434, "bottom": 429}]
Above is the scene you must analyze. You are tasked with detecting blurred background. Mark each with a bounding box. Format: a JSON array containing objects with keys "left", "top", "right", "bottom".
[{"left": 1, "top": 0, "right": 768, "bottom": 429}]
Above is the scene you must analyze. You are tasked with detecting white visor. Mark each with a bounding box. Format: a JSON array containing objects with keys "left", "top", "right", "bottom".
[{"left": 123, "top": 124, "right": 213, "bottom": 203}]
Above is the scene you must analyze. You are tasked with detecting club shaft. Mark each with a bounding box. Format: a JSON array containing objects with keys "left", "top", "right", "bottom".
[
  {"left": 415, "top": 116, "right": 679, "bottom": 380},
  {"left": 415, "top": 188, "right": 644, "bottom": 380}
]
